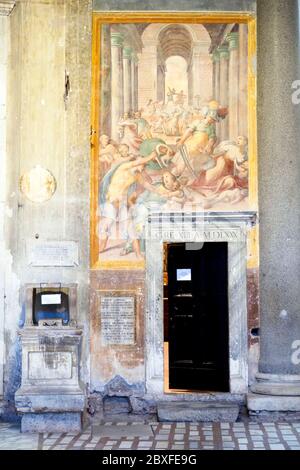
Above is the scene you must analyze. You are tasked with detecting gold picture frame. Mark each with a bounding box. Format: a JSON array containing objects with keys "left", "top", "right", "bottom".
[{"left": 90, "top": 12, "right": 257, "bottom": 270}]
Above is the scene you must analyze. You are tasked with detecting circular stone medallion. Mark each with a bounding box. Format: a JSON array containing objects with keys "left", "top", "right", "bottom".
[{"left": 20, "top": 166, "right": 57, "bottom": 203}]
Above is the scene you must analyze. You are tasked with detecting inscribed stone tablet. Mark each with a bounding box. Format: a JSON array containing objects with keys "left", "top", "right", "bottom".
[{"left": 101, "top": 296, "right": 135, "bottom": 345}]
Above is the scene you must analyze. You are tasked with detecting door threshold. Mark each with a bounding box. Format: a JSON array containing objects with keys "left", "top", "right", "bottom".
[{"left": 164, "top": 387, "right": 228, "bottom": 394}]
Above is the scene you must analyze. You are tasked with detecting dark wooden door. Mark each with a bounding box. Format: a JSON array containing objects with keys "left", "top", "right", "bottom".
[{"left": 167, "top": 242, "right": 229, "bottom": 392}]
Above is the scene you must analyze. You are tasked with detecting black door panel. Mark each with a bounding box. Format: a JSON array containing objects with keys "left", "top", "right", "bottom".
[{"left": 167, "top": 242, "right": 230, "bottom": 392}]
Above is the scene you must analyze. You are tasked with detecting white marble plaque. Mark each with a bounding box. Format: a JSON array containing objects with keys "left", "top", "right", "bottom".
[
  {"left": 101, "top": 296, "right": 135, "bottom": 345},
  {"left": 27, "top": 241, "right": 79, "bottom": 267}
]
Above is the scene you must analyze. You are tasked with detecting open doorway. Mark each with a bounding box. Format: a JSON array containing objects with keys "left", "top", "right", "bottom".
[
  {"left": 165, "top": 56, "right": 189, "bottom": 106},
  {"left": 164, "top": 242, "right": 230, "bottom": 392}
]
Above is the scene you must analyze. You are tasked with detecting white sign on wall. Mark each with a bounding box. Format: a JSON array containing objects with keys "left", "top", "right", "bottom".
[{"left": 27, "top": 241, "right": 79, "bottom": 267}]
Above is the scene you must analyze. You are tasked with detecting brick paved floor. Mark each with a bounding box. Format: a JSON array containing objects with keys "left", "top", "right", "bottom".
[{"left": 1, "top": 421, "right": 300, "bottom": 450}]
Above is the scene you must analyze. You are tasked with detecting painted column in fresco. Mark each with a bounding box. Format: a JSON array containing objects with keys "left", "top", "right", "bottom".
[
  {"left": 137, "top": 43, "right": 157, "bottom": 109},
  {"left": 218, "top": 44, "right": 229, "bottom": 141},
  {"left": 157, "top": 64, "right": 166, "bottom": 103},
  {"left": 131, "top": 52, "right": 138, "bottom": 111},
  {"left": 188, "top": 62, "right": 194, "bottom": 106},
  {"left": 213, "top": 49, "right": 220, "bottom": 102},
  {"left": 111, "top": 32, "right": 124, "bottom": 141},
  {"left": 239, "top": 24, "right": 248, "bottom": 138},
  {"left": 228, "top": 32, "right": 239, "bottom": 140},
  {"left": 100, "top": 24, "right": 112, "bottom": 136},
  {"left": 192, "top": 44, "right": 213, "bottom": 106},
  {"left": 123, "top": 46, "right": 133, "bottom": 114},
  {"left": 133, "top": 58, "right": 139, "bottom": 111}
]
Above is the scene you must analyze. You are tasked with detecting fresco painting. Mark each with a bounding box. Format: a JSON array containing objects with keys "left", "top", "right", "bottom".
[{"left": 95, "top": 22, "right": 249, "bottom": 265}]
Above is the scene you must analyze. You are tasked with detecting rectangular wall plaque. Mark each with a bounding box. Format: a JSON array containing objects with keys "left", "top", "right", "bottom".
[
  {"left": 27, "top": 241, "right": 79, "bottom": 267},
  {"left": 100, "top": 295, "right": 135, "bottom": 345}
]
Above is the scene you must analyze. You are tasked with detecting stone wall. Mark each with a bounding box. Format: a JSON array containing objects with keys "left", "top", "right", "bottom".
[
  {"left": 2, "top": 0, "right": 92, "bottom": 420},
  {"left": 0, "top": 0, "right": 261, "bottom": 422}
]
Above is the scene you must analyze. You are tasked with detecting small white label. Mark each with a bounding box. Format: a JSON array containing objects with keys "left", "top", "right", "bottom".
[
  {"left": 177, "top": 269, "right": 192, "bottom": 281},
  {"left": 41, "top": 294, "right": 61, "bottom": 305}
]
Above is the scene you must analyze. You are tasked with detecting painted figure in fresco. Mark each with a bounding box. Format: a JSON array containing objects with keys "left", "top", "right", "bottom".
[
  {"left": 174, "top": 102, "right": 229, "bottom": 183},
  {"left": 134, "top": 111, "right": 152, "bottom": 140},
  {"left": 98, "top": 151, "right": 164, "bottom": 259},
  {"left": 99, "top": 140, "right": 175, "bottom": 258},
  {"left": 112, "top": 143, "right": 134, "bottom": 165},
  {"left": 163, "top": 110, "right": 182, "bottom": 136},
  {"left": 191, "top": 135, "right": 249, "bottom": 207},
  {"left": 118, "top": 139, "right": 176, "bottom": 256},
  {"left": 175, "top": 90, "right": 187, "bottom": 106},
  {"left": 131, "top": 171, "right": 187, "bottom": 254},
  {"left": 119, "top": 112, "right": 143, "bottom": 155},
  {"left": 207, "top": 135, "right": 249, "bottom": 191},
  {"left": 167, "top": 87, "right": 176, "bottom": 103},
  {"left": 99, "top": 134, "right": 118, "bottom": 172},
  {"left": 177, "top": 106, "right": 219, "bottom": 158}
]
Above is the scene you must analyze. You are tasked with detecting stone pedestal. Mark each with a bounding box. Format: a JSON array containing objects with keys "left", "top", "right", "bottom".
[
  {"left": 15, "top": 327, "right": 85, "bottom": 433},
  {"left": 248, "top": 0, "right": 300, "bottom": 416}
]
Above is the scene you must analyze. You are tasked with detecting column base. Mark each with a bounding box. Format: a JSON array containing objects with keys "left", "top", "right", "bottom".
[
  {"left": 247, "top": 393, "right": 300, "bottom": 412},
  {"left": 20, "top": 412, "right": 82, "bottom": 433},
  {"left": 248, "top": 373, "right": 300, "bottom": 415},
  {"left": 251, "top": 373, "right": 300, "bottom": 396}
]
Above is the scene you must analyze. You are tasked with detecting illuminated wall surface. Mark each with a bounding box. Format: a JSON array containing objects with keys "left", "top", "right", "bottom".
[{"left": 1, "top": 0, "right": 300, "bottom": 425}]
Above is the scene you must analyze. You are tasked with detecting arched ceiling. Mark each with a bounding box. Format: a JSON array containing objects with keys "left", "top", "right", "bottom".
[
  {"left": 137, "top": 23, "right": 228, "bottom": 50},
  {"left": 158, "top": 25, "right": 192, "bottom": 61}
]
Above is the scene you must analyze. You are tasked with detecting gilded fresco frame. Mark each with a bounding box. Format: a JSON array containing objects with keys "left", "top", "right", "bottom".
[{"left": 90, "top": 12, "right": 257, "bottom": 270}]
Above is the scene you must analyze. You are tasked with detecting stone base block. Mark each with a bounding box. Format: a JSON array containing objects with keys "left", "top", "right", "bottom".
[
  {"left": 157, "top": 401, "right": 239, "bottom": 422},
  {"left": 247, "top": 393, "right": 300, "bottom": 412},
  {"left": 15, "top": 389, "right": 85, "bottom": 413},
  {"left": 21, "top": 412, "right": 82, "bottom": 433},
  {"left": 251, "top": 373, "right": 300, "bottom": 396},
  {"left": 103, "top": 396, "right": 131, "bottom": 414}
]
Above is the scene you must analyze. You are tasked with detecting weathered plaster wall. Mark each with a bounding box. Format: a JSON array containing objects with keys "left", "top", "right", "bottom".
[
  {"left": 0, "top": 11, "right": 11, "bottom": 401},
  {"left": 1, "top": 0, "right": 260, "bottom": 421},
  {"left": 90, "top": 271, "right": 145, "bottom": 392},
  {"left": 2, "top": 0, "right": 92, "bottom": 419}
]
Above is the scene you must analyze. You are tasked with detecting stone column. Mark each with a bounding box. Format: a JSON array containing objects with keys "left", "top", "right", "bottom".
[
  {"left": 111, "top": 32, "right": 124, "bottom": 141},
  {"left": 218, "top": 44, "right": 229, "bottom": 141},
  {"left": 239, "top": 24, "right": 248, "bottom": 138},
  {"left": 227, "top": 32, "right": 239, "bottom": 140},
  {"left": 213, "top": 50, "right": 220, "bottom": 102},
  {"left": 248, "top": 0, "right": 300, "bottom": 414},
  {"left": 123, "top": 46, "right": 132, "bottom": 115}
]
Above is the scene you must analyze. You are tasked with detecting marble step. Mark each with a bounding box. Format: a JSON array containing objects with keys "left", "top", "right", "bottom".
[{"left": 157, "top": 401, "right": 239, "bottom": 422}]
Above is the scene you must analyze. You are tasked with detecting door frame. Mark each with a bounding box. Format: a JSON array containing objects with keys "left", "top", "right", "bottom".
[{"left": 145, "top": 211, "right": 256, "bottom": 396}]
